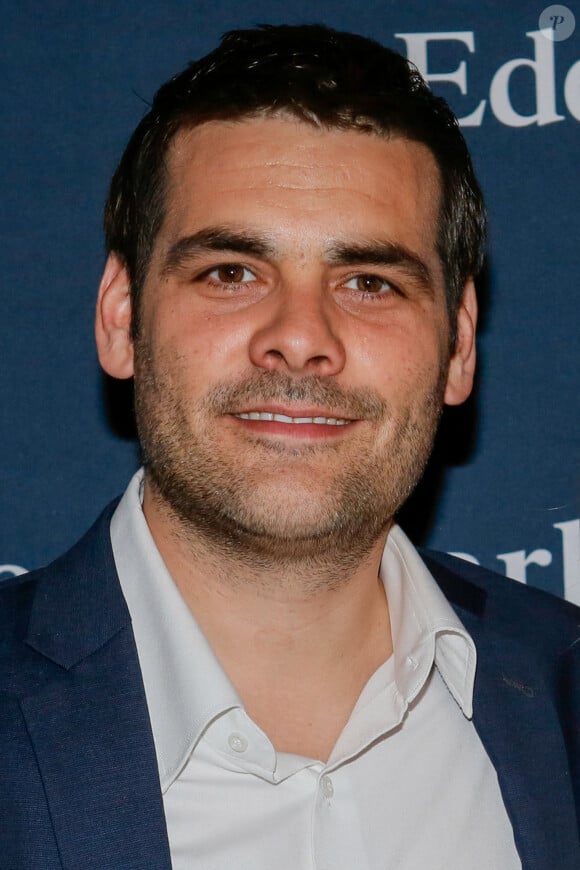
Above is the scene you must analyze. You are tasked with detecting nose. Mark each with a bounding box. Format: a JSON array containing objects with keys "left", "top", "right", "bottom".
[{"left": 248, "top": 282, "right": 346, "bottom": 377}]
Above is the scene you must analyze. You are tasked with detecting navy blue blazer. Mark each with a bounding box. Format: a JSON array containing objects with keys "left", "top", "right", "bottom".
[{"left": 1, "top": 501, "right": 580, "bottom": 869}]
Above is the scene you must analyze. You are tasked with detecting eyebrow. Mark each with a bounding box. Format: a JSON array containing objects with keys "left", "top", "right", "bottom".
[
  {"left": 326, "top": 240, "right": 433, "bottom": 289},
  {"left": 161, "top": 226, "right": 434, "bottom": 290},
  {"left": 161, "top": 227, "right": 275, "bottom": 275}
]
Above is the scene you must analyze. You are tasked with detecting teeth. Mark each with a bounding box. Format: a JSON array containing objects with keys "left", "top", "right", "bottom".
[{"left": 235, "top": 412, "right": 350, "bottom": 426}]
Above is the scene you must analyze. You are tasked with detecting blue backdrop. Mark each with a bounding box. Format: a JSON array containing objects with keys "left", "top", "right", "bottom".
[{"left": 1, "top": 1, "right": 578, "bottom": 602}]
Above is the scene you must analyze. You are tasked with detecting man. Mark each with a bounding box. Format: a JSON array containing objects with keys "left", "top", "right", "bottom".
[{"left": 1, "top": 24, "right": 579, "bottom": 870}]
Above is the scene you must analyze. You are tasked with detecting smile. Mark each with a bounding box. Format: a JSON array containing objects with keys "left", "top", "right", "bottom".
[{"left": 234, "top": 412, "right": 351, "bottom": 426}]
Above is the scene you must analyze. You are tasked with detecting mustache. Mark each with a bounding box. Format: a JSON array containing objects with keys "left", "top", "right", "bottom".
[{"left": 203, "top": 372, "right": 388, "bottom": 421}]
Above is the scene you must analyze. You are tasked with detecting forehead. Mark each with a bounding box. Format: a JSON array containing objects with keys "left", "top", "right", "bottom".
[{"left": 160, "top": 116, "right": 442, "bottom": 259}]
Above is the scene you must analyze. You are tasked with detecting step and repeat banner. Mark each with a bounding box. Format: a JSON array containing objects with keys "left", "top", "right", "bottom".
[{"left": 1, "top": 1, "right": 578, "bottom": 600}]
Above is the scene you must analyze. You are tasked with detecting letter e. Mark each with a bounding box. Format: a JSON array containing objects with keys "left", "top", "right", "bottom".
[{"left": 395, "top": 32, "right": 486, "bottom": 126}]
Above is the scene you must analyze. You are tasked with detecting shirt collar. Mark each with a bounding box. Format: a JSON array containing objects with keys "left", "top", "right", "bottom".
[
  {"left": 111, "top": 469, "right": 476, "bottom": 790},
  {"left": 382, "top": 525, "right": 476, "bottom": 718}
]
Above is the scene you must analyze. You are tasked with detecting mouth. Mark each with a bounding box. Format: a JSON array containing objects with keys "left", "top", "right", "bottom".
[
  {"left": 228, "top": 405, "right": 357, "bottom": 440},
  {"left": 234, "top": 411, "right": 351, "bottom": 426}
]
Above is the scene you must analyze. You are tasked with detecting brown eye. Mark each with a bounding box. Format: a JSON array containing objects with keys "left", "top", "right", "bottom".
[
  {"left": 349, "top": 274, "right": 391, "bottom": 294},
  {"left": 215, "top": 264, "right": 248, "bottom": 283}
]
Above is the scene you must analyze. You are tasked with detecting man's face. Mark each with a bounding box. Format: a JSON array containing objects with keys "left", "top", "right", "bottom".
[{"left": 100, "top": 116, "right": 475, "bottom": 563}]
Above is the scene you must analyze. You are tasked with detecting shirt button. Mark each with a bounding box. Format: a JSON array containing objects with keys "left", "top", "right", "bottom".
[
  {"left": 228, "top": 732, "right": 248, "bottom": 753},
  {"left": 320, "top": 774, "right": 334, "bottom": 798}
]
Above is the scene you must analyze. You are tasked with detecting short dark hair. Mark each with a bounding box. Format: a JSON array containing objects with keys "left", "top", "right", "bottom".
[{"left": 104, "top": 24, "right": 486, "bottom": 334}]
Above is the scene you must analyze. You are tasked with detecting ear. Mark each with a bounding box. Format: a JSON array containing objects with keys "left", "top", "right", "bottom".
[
  {"left": 95, "top": 253, "right": 135, "bottom": 379},
  {"left": 444, "top": 278, "right": 478, "bottom": 406}
]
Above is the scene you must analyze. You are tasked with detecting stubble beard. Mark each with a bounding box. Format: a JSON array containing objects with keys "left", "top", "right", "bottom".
[{"left": 133, "top": 339, "right": 447, "bottom": 586}]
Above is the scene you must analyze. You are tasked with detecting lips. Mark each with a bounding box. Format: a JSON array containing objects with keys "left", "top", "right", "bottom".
[{"left": 234, "top": 411, "right": 351, "bottom": 426}]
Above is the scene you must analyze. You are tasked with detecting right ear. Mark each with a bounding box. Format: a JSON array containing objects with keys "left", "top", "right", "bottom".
[{"left": 95, "top": 253, "right": 135, "bottom": 379}]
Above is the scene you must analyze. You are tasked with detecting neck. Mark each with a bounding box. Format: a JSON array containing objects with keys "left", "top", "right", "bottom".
[{"left": 142, "top": 477, "right": 394, "bottom": 760}]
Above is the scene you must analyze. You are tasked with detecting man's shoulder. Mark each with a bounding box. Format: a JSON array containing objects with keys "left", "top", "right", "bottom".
[
  {"left": 0, "top": 499, "right": 124, "bottom": 683},
  {"left": 0, "top": 497, "right": 120, "bottom": 601},
  {"left": 421, "top": 545, "right": 578, "bottom": 615},
  {"left": 421, "top": 547, "right": 580, "bottom": 653}
]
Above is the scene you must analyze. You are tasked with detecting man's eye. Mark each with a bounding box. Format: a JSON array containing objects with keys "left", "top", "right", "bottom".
[
  {"left": 208, "top": 264, "right": 256, "bottom": 284},
  {"left": 344, "top": 274, "right": 393, "bottom": 294}
]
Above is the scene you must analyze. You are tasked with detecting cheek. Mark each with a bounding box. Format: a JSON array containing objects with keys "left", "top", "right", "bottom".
[
  {"left": 148, "top": 299, "right": 252, "bottom": 374},
  {"left": 349, "top": 318, "right": 447, "bottom": 398}
]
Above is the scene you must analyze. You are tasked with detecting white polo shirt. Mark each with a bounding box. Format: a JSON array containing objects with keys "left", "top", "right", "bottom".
[{"left": 111, "top": 469, "right": 521, "bottom": 869}]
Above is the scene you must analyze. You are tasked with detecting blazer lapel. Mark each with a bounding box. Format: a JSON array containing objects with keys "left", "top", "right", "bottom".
[
  {"left": 21, "top": 627, "right": 171, "bottom": 870},
  {"left": 425, "top": 553, "right": 579, "bottom": 870},
  {"left": 468, "top": 624, "right": 578, "bottom": 870},
  {"left": 21, "top": 505, "right": 172, "bottom": 870}
]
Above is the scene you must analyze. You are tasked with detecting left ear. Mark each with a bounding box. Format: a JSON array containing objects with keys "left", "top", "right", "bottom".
[{"left": 444, "top": 278, "right": 478, "bottom": 406}]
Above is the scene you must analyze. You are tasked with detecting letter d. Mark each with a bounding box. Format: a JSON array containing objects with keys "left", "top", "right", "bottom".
[{"left": 490, "top": 30, "right": 565, "bottom": 126}]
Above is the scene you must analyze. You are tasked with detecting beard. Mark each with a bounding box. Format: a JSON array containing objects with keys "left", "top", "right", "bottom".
[{"left": 133, "top": 338, "right": 447, "bottom": 578}]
